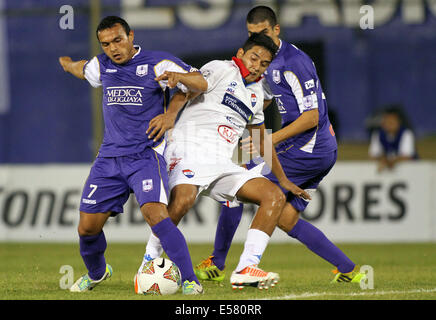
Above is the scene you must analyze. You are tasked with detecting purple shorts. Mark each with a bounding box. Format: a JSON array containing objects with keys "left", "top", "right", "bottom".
[
  {"left": 246, "top": 148, "right": 337, "bottom": 212},
  {"left": 79, "top": 148, "right": 169, "bottom": 215}
]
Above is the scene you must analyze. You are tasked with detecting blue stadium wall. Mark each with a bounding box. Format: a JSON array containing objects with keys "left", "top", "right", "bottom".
[{"left": 0, "top": 0, "right": 435, "bottom": 163}]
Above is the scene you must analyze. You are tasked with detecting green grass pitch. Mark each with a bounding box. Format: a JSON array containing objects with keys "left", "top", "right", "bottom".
[{"left": 1, "top": 242, "right": 435, "bottom": 300}]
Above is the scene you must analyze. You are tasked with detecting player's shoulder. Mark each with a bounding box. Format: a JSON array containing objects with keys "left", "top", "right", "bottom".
[
  {"left": 95, "top": 52, "right": 109, "bottom": 65},
  {"left": 280, "top": 41, "right": 315, "bottom": 70},
  {"left": 138, "top": 49, "right": 178, "bottom": 64},
  {"left": 201, "top": 59, "right": 233, "bottom": 70}
]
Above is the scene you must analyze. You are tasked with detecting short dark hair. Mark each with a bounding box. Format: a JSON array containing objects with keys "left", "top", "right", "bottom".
[
  {"left": 96, "top": 16, "right": 131, "bottom": 40},
  {"left": 242, "top": 33, "right": 278, "bottom": 59},
  {"left": 246, "top": 6, "right": 277, "bottom": 27}
]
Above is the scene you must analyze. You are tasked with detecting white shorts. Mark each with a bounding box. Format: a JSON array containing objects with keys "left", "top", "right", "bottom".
[{"left": 165, "top": 144, "right": 266, "bottom": 207}]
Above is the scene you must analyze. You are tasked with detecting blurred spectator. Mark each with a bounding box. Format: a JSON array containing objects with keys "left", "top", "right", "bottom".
[{"left": 368, "top": 105, "right": 418, "bottom": 172}]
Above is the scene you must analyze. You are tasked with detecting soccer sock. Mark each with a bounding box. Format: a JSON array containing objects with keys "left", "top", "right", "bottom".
[
  {"left": 151, "top": 217, "right": 198, "bottom": 284},
  {"left": 145, "top": 232, "right": 163, "bottom": 259},
  {"left": 212, "top": 205, "right": 244, "bottom": 270},
  {"left": 288, "top": 219, "right": 355, "bottom": 273},
  {"left": 79, "top": 231, "right": 107, "bottom": 281},
  {"left": 235, "top": 228, "right": 270, "bottom": 272}
]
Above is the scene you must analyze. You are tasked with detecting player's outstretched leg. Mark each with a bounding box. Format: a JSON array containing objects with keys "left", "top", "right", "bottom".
[
  {"left": 195, "top": 205, "right": 243, "bottom": 282},
  {"left": 230, "top": 229, "right": 279, "bottom": 290},
  {"left": 279, "top": 203, "right": 365, "bottom": 283},
  {"left": 230, "top": 178, "right": 284, "bottom": 290}
]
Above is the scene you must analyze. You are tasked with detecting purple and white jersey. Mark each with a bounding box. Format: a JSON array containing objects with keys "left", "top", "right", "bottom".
[
  {"left": 263, "top": 40, "right": 337, "bottom": 154},
  {"left": 84, "top": 45, "right": 195, "bottom": 157}
]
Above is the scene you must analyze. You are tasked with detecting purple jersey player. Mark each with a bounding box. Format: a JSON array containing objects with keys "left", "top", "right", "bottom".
[
  {"left": 193, "top": 6, "right": 365, "bottom": 284},
  {"left": 59, "top": 16, "right": 204, "bottom": 294}
]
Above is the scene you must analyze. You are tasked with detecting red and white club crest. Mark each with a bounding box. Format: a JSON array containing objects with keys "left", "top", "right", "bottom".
[
  {"left": 251, "top": 93, "right": 257, "bottom": 107},
  {"left": 182, "top": 169, "right": 195, "bottom": 178}
]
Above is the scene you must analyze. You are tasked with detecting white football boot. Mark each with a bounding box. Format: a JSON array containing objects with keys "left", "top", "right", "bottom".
[{"left": 230, "top": 265, "right": 279, "bottom": 290}]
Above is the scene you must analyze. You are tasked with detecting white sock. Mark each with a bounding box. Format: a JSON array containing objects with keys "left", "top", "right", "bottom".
[
  {"left": 138, "top": 233, "right": 163, "bottom": 273},
  {"left": 235, "top": 228, "right": 270, "bottom": 272},
  {"left": 145, "top": 232, "right": 163, "bottom": 259}
]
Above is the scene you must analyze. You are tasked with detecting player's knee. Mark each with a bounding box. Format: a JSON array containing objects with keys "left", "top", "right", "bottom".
[
  {"left": 169, "top": 194, "right": 196, "bottom": 222},
  {"left": 77, "top": 224, "right": 101, "bottom": 237},
  {"left": 264, "top": 187, "right": 286, "bottom": 210},
  {"left": 173, "top": 196, "right": 195, "bottom": 214}
]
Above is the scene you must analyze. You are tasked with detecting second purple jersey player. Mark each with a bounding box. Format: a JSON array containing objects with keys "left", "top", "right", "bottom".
[{"left": 192, "top": 6, "right": 365, "bottom": 285}]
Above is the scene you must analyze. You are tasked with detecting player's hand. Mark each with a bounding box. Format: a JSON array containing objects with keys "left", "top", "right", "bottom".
[
  {"left": 279, "top": 179, "right": 312, "bottom": 201},
  {"left": 240, "top": 136, "right": 259, "bottom": 155},
  {"left": 146, "top": 112, "right": 178, "bottom": 142},
  {"left": 59, "top": 56, "right": 72, "bottom": 72},
  {"left": 155, "top": 71, "right": 182, "bottom": 89}
]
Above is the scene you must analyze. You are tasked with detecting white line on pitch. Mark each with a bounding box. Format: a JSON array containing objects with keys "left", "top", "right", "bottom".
[{"left": 258, "top": 288, "right": 436, "bottom": 300}]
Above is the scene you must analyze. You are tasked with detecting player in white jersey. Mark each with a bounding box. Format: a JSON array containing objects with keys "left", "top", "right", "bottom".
[
  {"left": 164, "top": 57, "right": 267, "bottom": 201},
  {"left": 139, "top": 33, "right": 311, "bottom": 290}
]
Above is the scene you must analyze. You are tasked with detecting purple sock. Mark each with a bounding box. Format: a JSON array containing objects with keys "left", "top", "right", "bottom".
[
  {"left": 151, "top": 218, "right": 198, "bottom": 284},
  {"left": 288, "top": 219, "right": 355, "bottom": 273},
  {"left": 79, "top": 231, "right": 107, "bottom": 280},
  {"left": 212, "top": 205, "right": 243, "bottom": 270}
]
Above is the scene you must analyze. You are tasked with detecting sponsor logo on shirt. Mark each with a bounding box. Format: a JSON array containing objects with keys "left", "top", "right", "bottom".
[
  {"left": 221, "top": 92, "right": 253, "bottom": 122},
  {"left": 304, "top": 79, "right": 315, "bottom": 90},
  {"left": 182, "top": 169, "right": 195, "bottom": 178},
  {"left": 82, "top": 198, "right": 96, "bottom": 204},
  {"left": 217, "top": 125, "right": 238, "bottom": 144},
  {"left": 226, "top": 87, "right": 235, "bottom": 94},
  {"left": 106, "top": 86, "right": 144, "bottom": 106},
  {"left": 225, "top": 81, "right": 238, "bottom": 94},
  {"left": 201, "top": 69, "right": 212, "bottom": 78},
  {"left": 142, "top": 179, "right": 153, "bottom": 192},
  {"left": 275, "top": 97, "right": 286, "bottom": 114},
  {"left": 225, "top": 116, "right": 244, "bottom": 128},
  {"left": 106, "top": 68, "right": 117, "bottom": 73},
  {"left": 136, "top": 64, "right": 148, "bottom": 77}
]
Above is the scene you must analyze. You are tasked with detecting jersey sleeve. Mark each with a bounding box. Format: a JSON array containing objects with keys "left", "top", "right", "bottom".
[
  {"left": 398, "top": 129, "right": 415, "bottom": 157},
  {"left": 261, "top": 77, "right": 274, "bottom": 101},
  {"left": 199, "top": 60, "right": 228, "bottom": 93},
  {"left": 154, "top": 56, "right": 197, "bottom": 93},
  {"left": 248, "top": 89, "right": 265, "bottom": 126},
  {"left": 83, "top": 56, "right": 101, "bottom": 88},
  {"left": 283, "top": 59, "right": 320, "bottom": 114},
  {"left": 369, "top": 131, "right": 383, "bottom": 158}
]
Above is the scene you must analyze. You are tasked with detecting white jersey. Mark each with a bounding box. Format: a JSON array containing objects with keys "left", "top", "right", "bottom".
[
  {"left": 168, "top": 59, "right": 265, "bottom": 165},
  {"left": 164, "top": 59, "right": 267, "bottom": 205}
]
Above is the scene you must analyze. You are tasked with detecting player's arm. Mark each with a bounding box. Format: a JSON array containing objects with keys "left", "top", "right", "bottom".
[
  {"left": 58, "top": 56, "right": 87, "bottom": 80},
  {"left": 146, "top": 90, "right": 192, "bottom": 142},
  {"left": 247, "top": 123, "right": 311, "bottom": 201},
  {"left": 263, "top": 99, "right": 273, "bottom": 110},
  {"left": 147, "top": 89, "right": 203, "bottom": 142},
  {"left": 271, "top": 109, "right": 319, "bottom": 145},
  {"left": 155, "top": 71, "right": 208, "bottom": 92},
  {"left": 147, "top": 70, "right": 207, "bottom": 141}
]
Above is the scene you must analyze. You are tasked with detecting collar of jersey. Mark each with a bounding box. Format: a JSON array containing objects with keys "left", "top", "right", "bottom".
[
  {"left": 231, "top": 57, "right": 262, "bottom": 86},
  {"left": 132, "top": 45, "right": 141, "bottom": 59}
]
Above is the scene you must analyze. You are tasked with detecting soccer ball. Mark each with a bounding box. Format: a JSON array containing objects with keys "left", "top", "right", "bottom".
[{"left": 134, "top": 258, "right": 182, "bottom": 295}]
